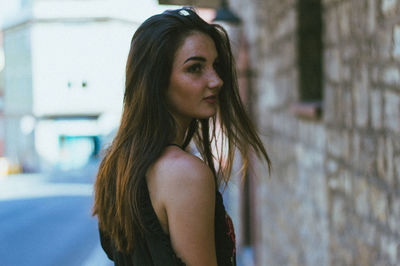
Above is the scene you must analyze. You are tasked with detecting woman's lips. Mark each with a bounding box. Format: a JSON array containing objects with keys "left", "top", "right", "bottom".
[{"left": 204, "top": 95, "right": 217, "bottom": 103}]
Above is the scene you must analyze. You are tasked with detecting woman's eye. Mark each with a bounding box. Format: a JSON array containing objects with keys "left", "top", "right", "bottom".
[
  {"left": 187, "top": 64, "right": 202, "bottom": 73},
  {"left": 213, "top": 61, "right": 219, "bottom": 70},
  {"left": 213, "top": 61, "right": 222, "bottom": 72},
  {"left": 213, "top": 61, "right": 222, "bottom": 76}
]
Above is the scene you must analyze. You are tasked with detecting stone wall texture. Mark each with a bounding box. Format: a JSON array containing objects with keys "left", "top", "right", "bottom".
[{"left": 229, "top": 0, "right": 400, "bottom": 265}]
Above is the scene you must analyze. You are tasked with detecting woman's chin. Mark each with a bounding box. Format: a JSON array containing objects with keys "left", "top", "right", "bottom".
[
  {"left": 200, "top": 115, "right": 216, "bottom": 120},
  {"left": 197, "top": 109, "right": 217, "bottom": 119}
]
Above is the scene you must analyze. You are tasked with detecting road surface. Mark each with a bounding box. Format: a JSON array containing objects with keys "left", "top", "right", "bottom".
[{"left": 0, "top": 167, "right": 112, "bottom": 266}]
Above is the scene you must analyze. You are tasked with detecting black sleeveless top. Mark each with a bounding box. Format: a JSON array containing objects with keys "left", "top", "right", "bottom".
[{"left": 99, "top": 183, "right": 237, "bottom": 265}]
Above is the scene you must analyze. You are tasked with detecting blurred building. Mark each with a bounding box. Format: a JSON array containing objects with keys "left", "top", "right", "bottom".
[
  {"left": 164, "top": 0, "right": 400, "bottom": 265},
  {"left": 0, "top": 31, "right": 4, "bottom": 157},
  {"left": 1, "top": 0, "right": 146, "bottom": 171},
  {"left": 231, "top": 0, "right": 400, "bottom": 265}
]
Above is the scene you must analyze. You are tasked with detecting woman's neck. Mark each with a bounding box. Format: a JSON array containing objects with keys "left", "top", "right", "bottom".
[{"left": 172, "top": 116, "right": 191, "bottom": 146}]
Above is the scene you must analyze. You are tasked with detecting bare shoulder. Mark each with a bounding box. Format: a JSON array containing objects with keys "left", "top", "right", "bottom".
[
  {"left": 148, "top": 146, "right": 218, "bottom": 265},
  {"left": 146, "top": 146, "right": 216, "bottom": 238},
  {"left": 148, "top": 146, "right": 215, "bottom": 191}
]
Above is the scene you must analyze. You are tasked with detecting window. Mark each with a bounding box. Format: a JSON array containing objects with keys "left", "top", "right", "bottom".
[{"left": 293, "top": 0, "right": 323, "bottom": 119}]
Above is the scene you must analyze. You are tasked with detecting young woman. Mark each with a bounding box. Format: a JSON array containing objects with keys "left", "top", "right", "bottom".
[{"left": 93, "top": 8, "right": 270, "bottom": 266}]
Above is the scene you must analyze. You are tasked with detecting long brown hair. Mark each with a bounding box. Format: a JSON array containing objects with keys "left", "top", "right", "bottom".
[{"left": 93, "top": 8, "right": 271, "bottom": 253}]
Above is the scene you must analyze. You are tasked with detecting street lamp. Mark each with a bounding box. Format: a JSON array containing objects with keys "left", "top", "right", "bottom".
[
  {"left": 213, "top": 0, "right": 241, "bottom": 56},
  {"left": 213, "top": 0, "right": 241, "bottom": 25}
]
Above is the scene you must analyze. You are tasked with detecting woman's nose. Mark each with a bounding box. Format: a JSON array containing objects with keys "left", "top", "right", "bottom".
[{"left": 208, "top": 71, "right": 223, "bottom": 90}]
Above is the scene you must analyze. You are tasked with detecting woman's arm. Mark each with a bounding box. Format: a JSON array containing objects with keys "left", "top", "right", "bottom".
[{"left": 157, "top": 153, "right": 218, "bottom": 266}]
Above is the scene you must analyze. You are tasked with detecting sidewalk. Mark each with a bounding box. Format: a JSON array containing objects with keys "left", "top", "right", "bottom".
[
  {"left": 0, "top": 172, "right": 112, "bottom": 266},
  {"left": 0, "top": 173, "right": 93, "bottom": 201}
]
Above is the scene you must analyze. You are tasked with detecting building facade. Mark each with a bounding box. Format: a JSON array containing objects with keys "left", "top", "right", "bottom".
[
  {"left": 228, "top": 0, "right": 400, "bottom": 265},
  {"left": 2, "top": 0, "right": 140, "bottom": 171},
  {"left": 0, "top": 31, "right": 4, "bottom": 157}
]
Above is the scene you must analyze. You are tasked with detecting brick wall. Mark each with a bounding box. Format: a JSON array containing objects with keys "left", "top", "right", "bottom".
[
  {"left": 229, "top": 0, "right": 330, "bottom": 265},
  {"left": 229, "top": 0, "right": 400, "bottom": 265},
  {"left": 324, "top": 0, "right": 400, "bottom": 265}
]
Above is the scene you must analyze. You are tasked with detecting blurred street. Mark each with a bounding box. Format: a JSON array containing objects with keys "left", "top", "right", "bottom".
[{"left": 0, "top": 160, "right": 112, "bottom": 266}]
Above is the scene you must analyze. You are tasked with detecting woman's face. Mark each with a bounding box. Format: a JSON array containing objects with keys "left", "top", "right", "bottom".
[{"left": 166, "top": 31, "right": 223, "bottom": 124}]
